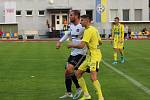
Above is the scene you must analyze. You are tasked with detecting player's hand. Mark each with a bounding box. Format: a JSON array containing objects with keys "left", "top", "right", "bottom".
[
  {"left": 56, "top": 41, "right": 61, "bottom": 49},
  {"left": 99, "top": 41, "right": 102, "bottom": 45},
  {"left": 67, "top": 43, "right": 73, "bottom": 48}
]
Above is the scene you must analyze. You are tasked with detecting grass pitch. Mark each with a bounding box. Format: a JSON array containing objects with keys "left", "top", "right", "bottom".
[{"left": 0, "top": 40, "right": 149, "bottom": 100}]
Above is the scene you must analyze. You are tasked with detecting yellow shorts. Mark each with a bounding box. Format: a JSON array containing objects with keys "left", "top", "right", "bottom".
[
  {"left": 114, "top": 42, "right": 124, "bottom": 49},
  {"left": 78, "top": 56, "right": 101, "bottom": 72}
]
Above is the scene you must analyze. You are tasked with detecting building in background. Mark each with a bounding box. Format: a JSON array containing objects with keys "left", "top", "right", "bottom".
[
  {"left": 108, "top": 0, "right": 150, "bottom": 35},
  {"left": 0, "top": 0, "right": 149, "bottom": 38}
]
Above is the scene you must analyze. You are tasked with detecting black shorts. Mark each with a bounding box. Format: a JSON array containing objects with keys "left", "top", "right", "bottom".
[{"left": 67, "top": 54, "right": 86, "bottom": 70}]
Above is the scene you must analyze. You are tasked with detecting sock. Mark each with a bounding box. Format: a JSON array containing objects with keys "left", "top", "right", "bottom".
[
  {"left": 121, "top": 56, "right": 124, "bottom": 59},
  {"left": 120, "top": 50, "right": 124, "bottom": 60},
  {"left": 114, "top": 52, "right": 117, "bottom": 61},
  {"left": 71, "top": 74, "right": 80, "bottom": 89},
  {"left": 78, "top": 77, "right": 89, "bottom": 95},
  {"left": 93, "top": 80, "right": 103, "bottom": 98},
  {"left": 65, "top": 76, "right": 72, "bottom": 92}
]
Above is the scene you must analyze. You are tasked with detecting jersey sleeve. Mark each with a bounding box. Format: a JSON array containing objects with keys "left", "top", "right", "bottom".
[
  {"left": 82, "top": 30, "right": 91, "bottom": 43},
  {"left": 59, "top": 31, "right": 70, "bottom": 42},
  {"left": 121, "top": 25, "right": 124, "bottom": 40},
  {"left": 111, "top": 26, "right": 114, "bottom": 39}
]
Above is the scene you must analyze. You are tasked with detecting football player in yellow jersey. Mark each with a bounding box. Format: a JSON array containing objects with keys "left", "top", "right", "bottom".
[
  {"left": 68, "top": 15, "right": 104, "bottom": 100},
  {"left": 111, "top": 17, "right": 125, "bottom": 64}
]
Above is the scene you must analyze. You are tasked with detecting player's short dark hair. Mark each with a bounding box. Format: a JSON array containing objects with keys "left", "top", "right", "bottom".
[
  {"left": 81, "top": 14, "right": 92, "bottom": 21},
  {"left": 71, "top": 10, "right": 80, "bottom": 19},
  {"left": 114, "top": 17, "right": 120, "bottom": 20}
]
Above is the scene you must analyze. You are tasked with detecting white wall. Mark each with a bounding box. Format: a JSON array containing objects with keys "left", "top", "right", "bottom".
[
  {"left": 15, "top": 0, "right": 96, "bottom": 34},
  {"left": 108, "top": 0, "right": 149, "bottom": 21},
  {"left": 0, "top": 0, "right": 149, "bottom": 34}
]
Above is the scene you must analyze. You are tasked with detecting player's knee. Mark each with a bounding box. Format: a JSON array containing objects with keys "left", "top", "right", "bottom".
[
  {"left": 66, "top": 64, "right": 74, "bottom": 74},
  {"left": 91, "top": 76, "right": 97, "bottom": 81},
  {"left": 90, "top": 71, "right": 97, "bottom": 81},
  {"left": 76, "top": 70, "right": 82, "bottom": 79},
  {"left": 114, "top": 48, "right": 117, "bottom": 51},
  {"left": 67, "top": 69, "right": 74, "bottom": 74},
  {"left": 114, "top": 48, "right": 118, "bottom": 52},
  {"left": 119, "top": 48, "right": 123, "bottom": 51},
  {"left": 75, "top": 71, "right": 80, "bottom": 79}
]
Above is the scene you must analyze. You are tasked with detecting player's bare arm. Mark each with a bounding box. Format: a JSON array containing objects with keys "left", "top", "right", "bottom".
[
  {"left": 67, "top": 41, "right": 86, "bottom": 49},
  {"left": 56, "top": 41, "right": 61, "bottom": 49},
  {"left": 56, "top": 31, "right": 70, "bottom": 49}
]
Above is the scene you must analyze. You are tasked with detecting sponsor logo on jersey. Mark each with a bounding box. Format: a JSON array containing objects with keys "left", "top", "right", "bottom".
[{"left": 76, "top": 29, "right": 80, "bottom": 32}]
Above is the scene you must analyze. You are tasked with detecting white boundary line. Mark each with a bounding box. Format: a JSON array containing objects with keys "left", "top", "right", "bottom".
[{"left": 102, "top": 60, "right": 150, "bottom": 95}]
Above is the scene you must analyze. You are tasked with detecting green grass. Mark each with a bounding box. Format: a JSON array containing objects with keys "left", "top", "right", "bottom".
[{"left": 0, "top": 40, "right": 149, "bottom": 100}]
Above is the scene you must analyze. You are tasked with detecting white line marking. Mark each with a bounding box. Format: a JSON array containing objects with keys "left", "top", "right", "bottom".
[
  {"left": 102, "top": 60, "right": 150, "bottom": 95},
  {"left": 3, "top": 59, "right": 53, "bottom": 61},
  {"left": 104, "top": 58, "right": 150, "bottom": 62}
]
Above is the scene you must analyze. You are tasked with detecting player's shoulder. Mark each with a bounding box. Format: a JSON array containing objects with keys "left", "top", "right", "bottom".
[
  {"left": 68, "top": 23, "right": 74, "bottom": 28},
  {"left": 69, "top": 23, "right": 84, "bottom": 35},
  {"left": 83, "top": 26, "right": 97, "bottom": 36},
  {"left": 70, "top": 23, "right": 83, "bottom": 29},
  {"left": 76, "top": 23, "right": 84, "bottom": 29},
  {"left": 76, "top": 24, "right": 84, "bottom": 33},
  {"left": 76, "top": 23, "right": 82, "bottom": 27},
  {"left": 87, "top": 26, "right": 98, "bottom": 32},
  {"left": 120, "top": 24, "right": 124, "bottom": 27}
]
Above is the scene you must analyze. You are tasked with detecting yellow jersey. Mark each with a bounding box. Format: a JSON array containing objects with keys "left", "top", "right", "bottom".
[
  {"left": 112, "top": 23, "right": 124, "bottom": 43},
  {"left": 82, "top": 26, "right": 102, "bottom": 61}
]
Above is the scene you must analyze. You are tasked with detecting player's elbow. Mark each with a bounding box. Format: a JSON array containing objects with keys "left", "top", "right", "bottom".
[
  {"left": 77, "top": 41, "right": 86, "bottom": 49},
  {"left": 78, "top": 45, "right": 84, "bottom": 49}
]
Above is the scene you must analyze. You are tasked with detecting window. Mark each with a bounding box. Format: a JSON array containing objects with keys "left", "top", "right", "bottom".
[
  {"left": 135, "top": 9, "right": 142, "bottom": 21},
  {"left": 26, "top": 10, "right": 32, "bottom": 16},
  {"left": 123, "top": 9, "right": 130, "bottom": 21},
  {"left": 57, "top": 21, "right": 60, "bottom": 24},
  {"left": 38, "top": 10, "right": 45, "bottom": 16},
  {"left": 110, "top": 9, "right": 118, "bottom": 21},
  {"left": 62, "top": 15, "right": 68, "bottom": 24},
  {"left": 16, "top": 10, "right": 21, "bottom": 16},
  {"left": 57, "top": 16, "right": 59, "bottom": 19},
  {"left": 86, "top": 10, "right": 93, "bottom": 20}
]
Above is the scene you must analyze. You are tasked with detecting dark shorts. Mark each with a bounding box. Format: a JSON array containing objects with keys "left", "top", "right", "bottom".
[{"left": 67, "top": 54, "right": 86, "bottom": 70}]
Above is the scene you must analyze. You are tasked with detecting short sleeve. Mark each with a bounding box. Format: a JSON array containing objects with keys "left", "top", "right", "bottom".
[{"left": 82, "top": 30, "right": 91, "bottom": 43}]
